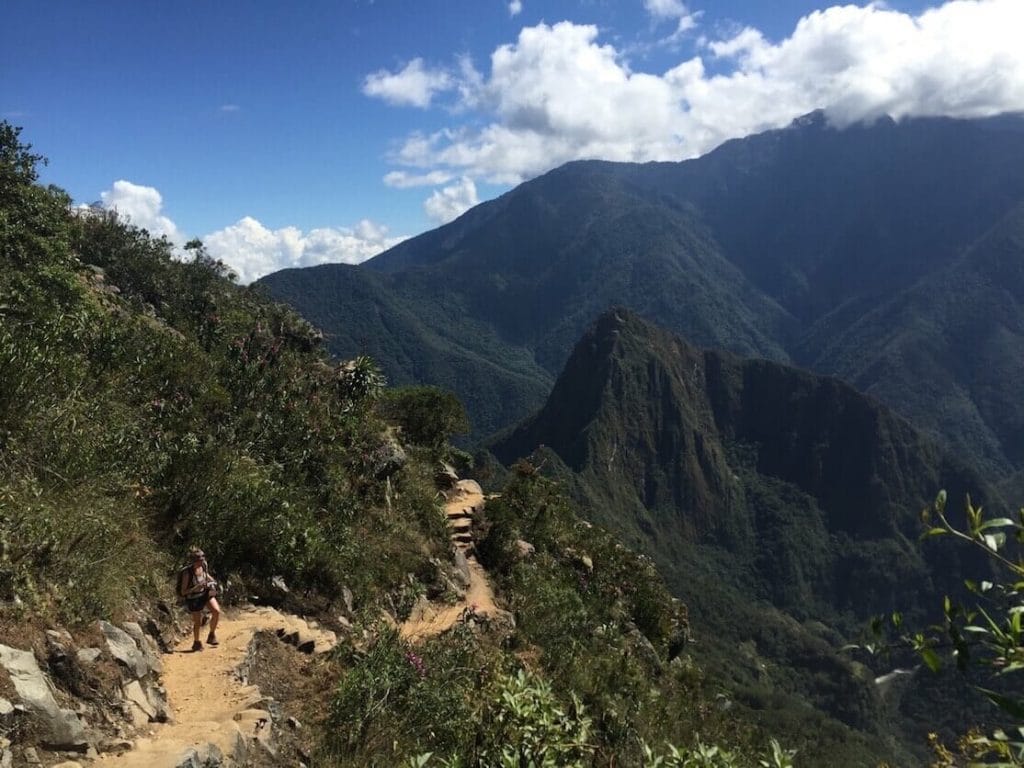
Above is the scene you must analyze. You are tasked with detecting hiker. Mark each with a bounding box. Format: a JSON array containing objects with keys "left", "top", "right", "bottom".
[{"left": 178, "top": 548, "right": 221, "bottom": 651}]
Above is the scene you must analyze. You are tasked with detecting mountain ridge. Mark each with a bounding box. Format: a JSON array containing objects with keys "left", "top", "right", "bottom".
[{"left": 258, "top": 112, "right": 1024, "bottom": 475}]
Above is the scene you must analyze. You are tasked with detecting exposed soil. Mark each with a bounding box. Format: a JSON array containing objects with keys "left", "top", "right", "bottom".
[
  {"left": 96, "top": 606, "right": 335, "bottom": 768},
  {"left": 400, "top": 486, "right": 499, "bottom": 642}
]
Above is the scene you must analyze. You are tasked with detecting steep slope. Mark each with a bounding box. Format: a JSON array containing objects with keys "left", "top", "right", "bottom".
[
  {"left": 494, "top": 308, "right": 991, "bottom": 621},
  {"left": 256, "top": 263, "right": 552, "bottom": 438},
  {"left": 809, "top": 202, "right": 1024, "bottom": 477},
  {"left": 259, "top": 113, "right": 1024, "bottom": 474},
  {"left": 492, "top": 309, "right": 999, "bottom": 762}
]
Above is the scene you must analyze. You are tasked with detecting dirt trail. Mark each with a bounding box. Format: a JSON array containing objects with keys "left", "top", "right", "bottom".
[
  {"left": 400, "top": 484, "right": 499, "bottom": 642},
  {"left": 99, "top": 606, "right": 334, "bottom": 767}
]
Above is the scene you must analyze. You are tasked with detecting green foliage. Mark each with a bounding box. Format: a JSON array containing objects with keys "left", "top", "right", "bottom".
[
  {"left": 378, "top": 386, "right": 470, "bottom": 451},
  {"left": 919, "top": 492, "right": 1023, "bottom": 764},
  {"left": 475, "top": 669, "right": 594, "bottom": 768},
  {"left": 326, "top": 626, "right": 486, "bottom": 762},
  {"left": 0, "top": 125, "right": 450, "bottom": 623}
]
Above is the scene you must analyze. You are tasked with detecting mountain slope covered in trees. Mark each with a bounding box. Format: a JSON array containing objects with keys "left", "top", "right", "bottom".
[
  {"left": 260, "top": 113, "right": 1024, "bottom": 476},
  {"left": 494, "top": 308, "right": 1002, "bottom": 763},
  {"left": 2, "top": 122, "right": 829, "bottom": 767}
]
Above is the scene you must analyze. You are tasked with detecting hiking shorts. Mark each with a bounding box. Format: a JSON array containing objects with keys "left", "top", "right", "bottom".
[{"left": 185, "top": 589, "right": 211, "bottom": 613}]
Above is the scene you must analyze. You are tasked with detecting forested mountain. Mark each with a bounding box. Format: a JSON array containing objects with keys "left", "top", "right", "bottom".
[
  {"left": 494, "top": 308, "right": 1001, "bottom": 763},
  {"left": 260, "top": 112, "right": 1024, "bottom": 476},
  {"left": 4, "top": 121, "right": 827, "bottom": 768}
]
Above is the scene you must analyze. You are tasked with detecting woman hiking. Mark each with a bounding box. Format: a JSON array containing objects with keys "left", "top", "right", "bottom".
[{"left": 178, "top": 548, "right": 221, "bottom": 652}]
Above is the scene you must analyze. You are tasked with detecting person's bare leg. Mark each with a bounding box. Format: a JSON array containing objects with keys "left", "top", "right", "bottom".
[
  {"left": 207, "top": 597, "right": 221, "bottom": 642},
  {"left": 191, "top": 611, "right": 202, "bottom": 646}
]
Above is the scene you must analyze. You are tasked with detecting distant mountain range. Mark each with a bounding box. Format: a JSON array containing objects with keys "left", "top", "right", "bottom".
[{"left": 259, "top": 112, "right": 1024, "bottom": 480}]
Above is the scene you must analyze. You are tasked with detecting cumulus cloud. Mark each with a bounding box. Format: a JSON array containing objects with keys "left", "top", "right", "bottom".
[
  {"left": 203, "top": 217, "right": 406, "bottom": 284},
  {"left": 376, "top": 0, "right": 1024, "bottom": 185},
  {"left": 643, "top": 0, "right": 699, "bottom": 34},
  {"left": 508, "top": 0, "right": 522, "bottom": 17},
  {"left": 100, "top": 180, "right": 185, "bottom": 245},
  {"left": 363, "top": 58, "right": 453, "bottom": 108},
  {"left": 423, "top": 177, "right": 479, "bottom": 224}
]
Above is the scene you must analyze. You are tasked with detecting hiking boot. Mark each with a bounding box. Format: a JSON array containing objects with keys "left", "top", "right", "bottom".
[
  {"left": 191, "top": 640, "right": 203, "bottom": 652},
  {"left": 206, "top": 633, "right": 219, "bottom": 646}
]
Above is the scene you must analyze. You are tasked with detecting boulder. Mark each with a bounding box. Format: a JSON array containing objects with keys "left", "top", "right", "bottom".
[
  {"left": 123, "top": 622, "right": 163, "bottom": 675},
  {"left": 99, "top": 621, "right": 152, "bottom": 679},
  {"left": 0, "top": 645, "right": 88, "bottom": 749},
  {"left": 175, "top": 743, "right": 224, "bottom": 768},
  {"left": 515, "top": 540, "right": 536, "bottom": 559}
]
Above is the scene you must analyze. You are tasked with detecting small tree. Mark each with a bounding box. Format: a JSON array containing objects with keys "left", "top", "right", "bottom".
[{"left": 378, "top": 386, "right": 469, "bottom": 450}]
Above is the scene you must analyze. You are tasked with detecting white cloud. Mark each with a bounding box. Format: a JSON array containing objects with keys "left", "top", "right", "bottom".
[
  {"left": 219, "top": 104, "right": 241, "bottom": 113},
  {"left": 100, "top": 180, "right": 185, "bottom": 245},
  {"left": 383, "top": 169, "right": 453, "bottom": 188},
  {"left": 375, "top": 0, "right": 1024, "bottom": 185},
  {"left": 508, "top": 0, "right": 522, "bottom": 17},
  {"left": 643, "top": 0, "right": 698, "bottom": 34},
  {"left": 203, "top": 216, "right": 406, "bottom": 284},
  {"left": 423, "top": 177, "right": 479, "bottom": 224},
  {"left": 363, "top": 58, "right": 453, "bottom": 108}
]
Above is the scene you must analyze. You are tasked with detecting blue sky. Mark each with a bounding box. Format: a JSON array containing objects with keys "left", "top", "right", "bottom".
[{"left": 3, "top": 0, "right": 1020, "bottom": 282}]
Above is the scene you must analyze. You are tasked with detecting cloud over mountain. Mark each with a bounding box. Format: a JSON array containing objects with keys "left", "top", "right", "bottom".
[
  {"left": 367, "top": 0, "right": 1024, "bottom": 185},
  {"left": 423, "top": 177, "right": 478, "bottom": 224},
  {"left": 99, "top": 180, "right": 404, "bottom": 284},
  {"left": 203, "top": 216, "right": 406, "bottom": 284}
]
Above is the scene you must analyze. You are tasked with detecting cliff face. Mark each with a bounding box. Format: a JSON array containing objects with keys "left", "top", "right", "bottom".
[{"left": 494, "top": 309, "right": 992, "bottom": 621}]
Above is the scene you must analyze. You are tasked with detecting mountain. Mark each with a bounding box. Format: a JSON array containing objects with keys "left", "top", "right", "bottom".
[
  {"left": 5, "top": 123, "right": 805, "bottom": 768},
  {"left": 259, "top": 113, "right": 1024, "bottom": 475},
  {"left": 493, "top": 308, "right": 992, "bottom": 619},
  {"left": 493, "top": 308, "right": 999, "bottom": 760}
]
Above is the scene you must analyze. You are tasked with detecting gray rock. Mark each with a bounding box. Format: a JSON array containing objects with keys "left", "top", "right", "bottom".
[
  {"left": 76, "top": 648, "right": 101, "bottom": 665},
  {"left": 23, "top": 746, "right": 41, "bottom": 764},
  {"left": 515, "top": 539, "right": 536, "bottom": 559},
  {"left": 122, "top": 622, "right": 163, "bottom": 675},
  {"left": 124, "top": 680, "right": 155, "bottom": 722},
  {"left": 0, "top": 645, "right": 87, "bottom": 748},
  {"left": 99, "top": 621, "right": 152, "bottom": 678},
  {"left": 0, "top": 698, "right": 13, "bottom": 716},
  {"left": 271, "top": 576, "right": 289, "bottom": 593},
  {"left": 0, "top": 747, "right": 11, "bottom": 768},
  {"left": 341, "top": 586, "right": 354, "bottom": 616},
  {"left": 453, "top": 550, "right": 471, "bottom": 586},
  {"left": 98, "top": 738, "right": 133, "bottom": 754},
  {"left": 175, "top": 742, "right": 224, "bottom": 768}
]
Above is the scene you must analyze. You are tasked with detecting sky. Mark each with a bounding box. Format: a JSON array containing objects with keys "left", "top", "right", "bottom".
[{"left": 3, "top": 0, "right": 1024, "bottom": 283}]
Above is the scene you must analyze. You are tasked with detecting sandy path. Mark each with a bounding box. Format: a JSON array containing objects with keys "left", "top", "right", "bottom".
[
  {"left": 99, "top": 606, "right": 333, "bottom": 767},
  {"left": 400, "top": 487, "right": 500, "bottom": 642}
]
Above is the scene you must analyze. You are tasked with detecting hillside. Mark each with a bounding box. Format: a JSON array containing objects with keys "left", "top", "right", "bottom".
[
  {"left": 1, "top": 123, "right": 815, "bottom": 767},
  {"left": 259, "top": 112, "right": 1024, "bottom": 474},
  {"left": 493, "top": 308, "right": 1000, "bottom": 761}
]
